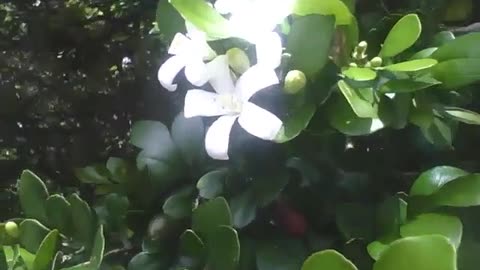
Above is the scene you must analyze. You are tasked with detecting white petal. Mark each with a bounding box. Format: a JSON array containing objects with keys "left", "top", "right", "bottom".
[
  {"left": 205, "top": 115, "right": 238, "bottom": 160},
  {"left": 255, "top": 32, "right": 283, "bottom": 69},
  {"left": 168, "top": 33, "right": 192, "bottom": 55},
  {"left": 238, "top": 102, "right": 282, "bottom": 140},
  {"left": 235, "top": 65, "right": 279, "bottom": 101},
  {"left": 185, "top": 22, "right": 217, "bottom": 60},
  {"left": 214, "top": 0, "right": 241, "bottom": 14},
  {"left": 185, "top": 59, "right": 209, "bottom": 86},
  {"left": 157, "top": 56, "right": 186, "bottom": 91},
  {"left": 206, "top": 56, "right": 236, "bottom": 94},
  {"left": 184, "top": 89, "right": 233, "bottom": 118}
]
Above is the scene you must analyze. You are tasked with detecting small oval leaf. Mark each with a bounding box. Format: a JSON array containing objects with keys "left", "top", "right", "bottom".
[{"left": 380, "top": 14, "right": 422, "bottom": 58}]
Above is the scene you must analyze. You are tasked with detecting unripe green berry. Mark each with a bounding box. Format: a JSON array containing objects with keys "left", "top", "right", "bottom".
[
  {"left": 370, "top": 56, "right": 383, "bottom": 67},
  {"left": 226, "top": 48, "right": 250, "bottom": 74},
  {"left": 5, "top": 221, "right": 19, "bottom": 238},
  {"left": 284, "top": 70, "right": 307, "bottom": 94}
]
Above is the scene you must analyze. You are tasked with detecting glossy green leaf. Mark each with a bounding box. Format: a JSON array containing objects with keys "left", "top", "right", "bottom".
[
  {"left": 400, "top": 213, "right": 462, "bottom": 248},
  {"left": 421, "top": 118, "right": 453, "bottom": 147},
  {"left": 376, "top": 196, "right": 407, "bottom": 237},
  {"left": 179, "top": 229, "right": 205, "bottom": 259},
  {"left": 163, "top": 186, "right": 194, "bottom": 219},
  {"left": 197, "top": 169, "right": 228, "bottom": 199},
  {"left": 171, "top": 113, "right": 206, "bottom": 166},
  {"left": 367, "top": 239, "right": 393, "bottom": 261},
  {"left": 18, "top": 170, "right": 49, "bottom": 223},
  {"left": 432, "top": 33, "right": 480, "bottom": 61},
  {"left": 46, "top": 195, "right": 71, "bottom": 235},
  {"left": 156, "top": 0, "right": 185, "bottom": 41},
  {"left": 383, "top": 59, "right": 437, "bottom": 72},
  {"left": 256, "top": 237, "right": 307, "bottom": 270},
  {"left": 130, "top": 121, "right": 178, "bottom": 159},
  {"left": 275, "top": 101, "right": 316, "bottom": 143},
  {"left": 342, "top": 67, "right": 377, "bottom": 81},
  {"left": 206, "top": 226, "right": 240, "bottom": 270},
  {"left": 229, "top": 190, "right": 256, "bottom": 229},
  {"left": 74, "top": 165, "right": 111, "bottom": 184},
  {"left": 90, "top": 226, "right": 105, "bottom": 269},
  {"left": 0, "top": 248, "right": 7, "bottom": 270},
  {"left": 431, "top": 31, "right": 455, "bottom": 47},
  {"left": 252, "top": 172, "right": 289, "bottom": 207},
  {"left": 380, "top": 14, "right": 422, "bottom": 58},
  {"left": 67, "top": 194, "right": 95, "bottom": 247},
  {"left": 99, "top": 193, "right": 129, "bottom": 233},
  {"left": 431, "top": 58, "right": 480, "bottom": 89},
  {"left": 380, "top": 78, "right": 440, "bottom": 93},
  {"left": 338, "top": 80, "right": 377, "bottom": 118},
  {"left": 287, "top": 15, "right": 335, "bottom": 77},
  {"left": 127, "top": 252, "right": 169, "bottom": 270},
  {"left": 32, "top": 230, "right": 59, "bottom": 270},
  {"left": 292, "top": 0, "right": 353, "bottom": 25},
  {"left": 440, "top": 107, "right": 480, "bottom": 125},
  {"left": 19, "top": 219, "right": 50, "bottom": 254},
  {"left": 302, "top": 250, "right": 358, "bottom": 270},
  {"left": 106, "top": 157, "right": 135, "bottom": 184},
  {"left": 373, "top": 235, "right": 456, "bottom": 270},
  {"left": 410, "top": 47, "right": 438, "bottom": 60},
  {"left": 192, "top": 197, "right": 232, "bottom": 238},
  {"left": 410, "top": 166, "right": 468, "bottom": 196},
  {"left": 169, "top": 0, "right": 231, "bottom": 38},
  {"left": 433, "top": 174, "right": 480, "bottom": 207},
  {"left": 328, "top": 95, "right": 385, "bottom": 136}
]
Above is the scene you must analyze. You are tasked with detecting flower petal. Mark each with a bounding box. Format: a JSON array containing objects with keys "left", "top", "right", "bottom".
[
  {"left": 235, "top": 65, "right": 279, "bottom": 101},
  {"left": 184, "top": 89, "right": 233, "bottom": 118},
  {"left": 185, "top": 59, "right": 209, "bottom": 86},
  {"left": 238, "top": 102, "right": 282, "bottom": 140},
  {"left": 205, "top": 115, "right": 238, "bottom": 160},
  {"left": 168, "top": 33, "right": 192, "bottom": 55},
  {"left": 214, "top": 0, "right": 241, "bottom": 14},
  {"left": 256, "top": 32, "right": 283, "bottom": 69},
  {"left": 157, "top": 55, "right": 186, "bottom": 91},
  {"left": 206, "top": 55, "right": 236, "bottom": 94},
  {"left": 185, "top": 22, "right": 217, "bottom": 60}
]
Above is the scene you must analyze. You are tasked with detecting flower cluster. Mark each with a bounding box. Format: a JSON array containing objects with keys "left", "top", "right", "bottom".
[{"left": 157, "top": 0, "right": 291, "bottom": 160}]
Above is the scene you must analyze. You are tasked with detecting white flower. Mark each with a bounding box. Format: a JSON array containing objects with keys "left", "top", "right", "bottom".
[
  {"left": 184, "top": 55, "right": 283, "bottom": 160},
  {"left": 214, "top": 0, "right": 294, "bottom": 42},
  {"left": 157, "top": 24, "right": 216, "bottom": 91}
]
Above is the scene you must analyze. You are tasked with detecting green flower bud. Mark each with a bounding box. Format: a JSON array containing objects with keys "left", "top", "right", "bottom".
[
  {"left": 349, "top": 62, "right": 358, "bottom": 67},
  {"left": 370, "top": 56, "right": 383, "bottom": 67},
  {"left": 5, "top": 221, "right": 19, "bottom": 238},
  {"left": 284, "top": 70, "right": 307, "bottom": 94},
  {"left": 353, "top": 41, "right": 368, "bottom": 60},
  {"left": 226, "top": 48, "right": 250, "bottom": 74}
]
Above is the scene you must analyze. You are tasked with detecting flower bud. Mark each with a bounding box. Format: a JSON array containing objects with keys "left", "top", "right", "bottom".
[
  {"left": 370, "top": 56, "right": 383, "bottom": 67},
  {"left": 226, "top": 48, "right": 250, "bottom": 74},
  {"left": 349, "top": 62, "right": 358, "bottom": 67},
  {"left": 353, "top": 41, "right": 368, "bottom": 60},
  {"left": 5, "top": 221, "right": 19, "bottom": 238},
  {"left": 284, "top": 70, "right": 307, "bottom": 94}
]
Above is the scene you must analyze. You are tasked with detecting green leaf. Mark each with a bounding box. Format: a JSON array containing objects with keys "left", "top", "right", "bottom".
[
  {"left": 156, "top": 0, "right": 186, "bottom": 41},
  {"left": 252, "top": 172, "right": 289, "bottom": 207},
  {"left": 169, "top": 0, "right": 231, "bottom": 39},
  {"left": 376, "top": 196, "right": 407, "bottom": 237},
  {"left": 89, "top": 226, "right": 105, "bottom": 269},
  {"left": 337, "top": 80, "right": 378, "bottom": 118},
  {"left": 432, "top": 174, "right": 480, "bottom": 207},
  {"left": 336, "top": 203, "right": 375, "bottom": 241},
  {"left": 383, "top": 59, "right": 437, "bottom": 72},
  {"left": 32, "top": 230, "right": 59, "bottom": 270},
  {"left": 256, "top": 238, "right": 307, "bottom": 270},
  {"left": 373, "top": 235, "right": 456, "bottom": 270},
  {"left": 179, "top": 229, "right": 205, "bottom": 260},
  {"left": 18, "top": 170, "right": 49, "bottom": 223},
  {"left": 74, "top": 165, "right": 111, "bottom": 184},
  {"left": 192, "top": 197, "right": 232, "bottom": 238},
  {"left": 400, "top": 213, "right": 462, "bottom": 248},
  {"left": 275, "top": 101, "right": 316, "bottom": 143},
  {"left": 163, "top": 186, "right": 194, "bottom": 219},
  {"left": 197, "top": 169, "right": 227, "bottom": 199},
  {"left": 67, "top": 194, "right": 95, "bottom": 248},
  {"left": 206, "top": 226, "right": 240, "bottom": 270},
  {"left": 342, "top": 67, "right": 377, "bottom": 81},
  {"left": 367, "top": 239, "right": 394, "bottom": 261},
  {"left": 431, "top": 58, "right": 480, "bottom": 88},
  {"left": 328, "top": 95, "right": 385, "bottom": 136},
  {"left": 19, "top": 219, "right": 50, "bottom": 254},
  {"left": 106, "top": 157, "right": 135, "bottom": 184},
  {"left": 0, "top": 248, "right": 7, "bottom": 270},
  {"left": 45, "top": 195, "right": 72, "bottom": 235},
  {"left": 99, "top": 194, "right": 129, "bottom": 233},
  {"left": 229, "top": 190, "right": 256, "bottom": 229},
  {"left": 432, "top": 33, "right": 480, "bottom": 61},
  {"left": 302, "top": 250, "right": 358, "bottom": 270},
  {"left": 379, "top": 78, "right": 440, "bottom": 93},
  {"left": 171, "top": 113, "right": 206, "bottom": 166},
  {"left": 130, "top": 121, "right": 178, "bottom": 160},
  {"left": 410, "top": 47, "right": 438, "bottom": 60},
  {"left": 128, "top": 252, "right": 169, "bottom": 270},
  {"left": 292, "top": 0, "right": 353, "bottom": 25},
  {"left": 440, "top": 107, "right": 480, "bottom": 125},
  {"left": 410, "top": 166, "right": 468, "bottom": 196},
  {"left": 431, "top": 31, "right": 455, "bottom": 47},
  {"left": 380, "top": 14, "right": 422, "bottom": 58},
  {"left": 421, "top": 118, "right": 453, "bottom": 147},
  {"left": 287, "top": 15, "right": 335, "bottom": 77}
]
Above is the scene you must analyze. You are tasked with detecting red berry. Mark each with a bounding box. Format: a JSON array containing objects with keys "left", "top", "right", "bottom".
[{"left": 274, "top": 202, "right": 307, "bottom": 237}]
